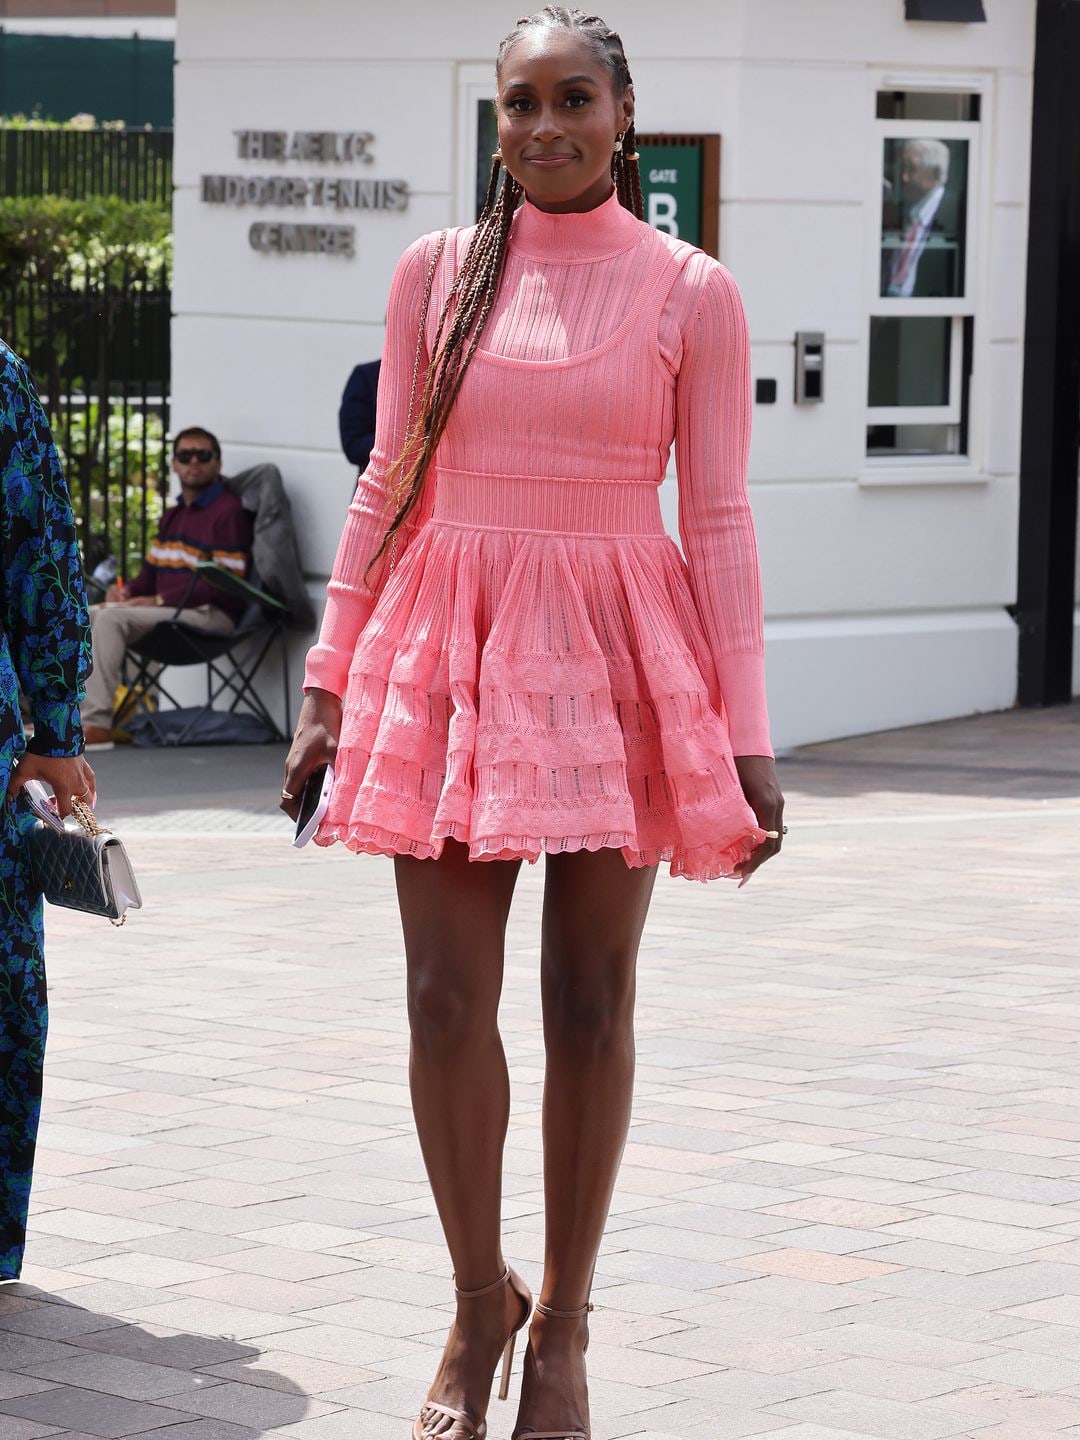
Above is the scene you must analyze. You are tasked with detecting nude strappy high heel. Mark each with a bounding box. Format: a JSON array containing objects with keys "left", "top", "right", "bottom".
[
  {"left": 413, "top": 1265, "right": 534, "bottom": 1440},
  {"left": 512, "top": 1299, "right": 595, "bottom": 1440}
]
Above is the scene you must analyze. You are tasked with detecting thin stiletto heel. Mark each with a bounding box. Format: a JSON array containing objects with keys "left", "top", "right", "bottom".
[
  {"left": 498, "top": 1328, "right": 517, "bottom": 1401},
  {"left": 413, "top": 1265, "right": 533, "bottom": 1440}
]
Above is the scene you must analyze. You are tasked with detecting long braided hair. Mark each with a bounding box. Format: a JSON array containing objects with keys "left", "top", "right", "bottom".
[{"left": 368, "top": 7, "right": 643, "bottom": 576}]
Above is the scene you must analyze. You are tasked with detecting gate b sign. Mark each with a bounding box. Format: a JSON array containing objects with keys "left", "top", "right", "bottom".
[{"left": 635, "top": 134, "right": 720, "bottom": 259}]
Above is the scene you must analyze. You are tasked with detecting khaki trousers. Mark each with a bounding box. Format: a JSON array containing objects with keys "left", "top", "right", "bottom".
[{"left": 82, "top": 602, "right": 235, "bottom": 730}]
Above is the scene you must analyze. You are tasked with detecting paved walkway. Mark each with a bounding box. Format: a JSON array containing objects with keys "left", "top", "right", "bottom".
[{"left": 1, "top": 706, "right": 1078, "bottom": 1440}]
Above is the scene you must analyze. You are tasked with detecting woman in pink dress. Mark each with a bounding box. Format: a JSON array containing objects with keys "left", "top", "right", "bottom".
[{"left": 282, "top": 9, "right": 785, "bottom": 1440}]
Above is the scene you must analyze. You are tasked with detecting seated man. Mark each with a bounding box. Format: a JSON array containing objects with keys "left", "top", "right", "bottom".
[{"left": 81, "top": 426, "right": 254, "bottom": 748}]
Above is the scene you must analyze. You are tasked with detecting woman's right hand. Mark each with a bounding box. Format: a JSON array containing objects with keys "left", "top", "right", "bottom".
[
  {"left": 280, "top": 687, "right": 341, "bottom": 821},
  {"left": 9, "top": 752, "right": 97, "bottom": 817}
]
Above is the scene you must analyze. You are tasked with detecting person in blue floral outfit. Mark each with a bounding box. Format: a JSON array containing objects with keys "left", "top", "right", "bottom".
[{"left": 0, "top": 338, "right": 94, "bottom": 1279}]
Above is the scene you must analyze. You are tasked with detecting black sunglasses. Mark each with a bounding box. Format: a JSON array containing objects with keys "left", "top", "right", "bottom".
[{"left": 175, "top": 447, "right": 216, "bottom": 464}]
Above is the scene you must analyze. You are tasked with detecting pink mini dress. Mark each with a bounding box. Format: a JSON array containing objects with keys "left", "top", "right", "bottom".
[{"left": 304, "top": 191, "right": 771, "bottom": 881}]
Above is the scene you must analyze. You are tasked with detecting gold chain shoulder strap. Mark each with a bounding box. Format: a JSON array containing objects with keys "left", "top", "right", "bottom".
[
  {"left": 66, "top": 800, "right": 126, "bottom": 933},
  {"left": 71, "top": 797, "right": 111, "bottom": 837},
  {"left": 69, "top": 798, "right": 127, "bottom": 928}
]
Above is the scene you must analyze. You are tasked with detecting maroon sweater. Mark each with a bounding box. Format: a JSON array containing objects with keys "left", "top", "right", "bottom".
[{"left": 126, "top": 482, "right": 254, "bottom": 623}]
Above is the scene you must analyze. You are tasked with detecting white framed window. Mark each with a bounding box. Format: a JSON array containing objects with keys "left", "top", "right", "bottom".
[
  {"left": 456, "top": 65, "right": 497, "bottom": 227},
  {"left": 863, "top": 81, "right": 988, "bottom": 476}
]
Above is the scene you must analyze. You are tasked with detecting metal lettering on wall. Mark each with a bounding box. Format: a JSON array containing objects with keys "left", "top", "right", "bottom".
[{"left": 200, "top": 131, "right": 411, "bottom": 257}]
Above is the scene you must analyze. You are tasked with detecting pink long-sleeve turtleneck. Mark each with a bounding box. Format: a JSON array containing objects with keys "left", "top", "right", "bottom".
[{"left": 305, "top": 191, "right": 771, "bottom": 881}]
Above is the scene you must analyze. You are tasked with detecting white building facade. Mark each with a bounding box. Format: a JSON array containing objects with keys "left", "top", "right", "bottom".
[{"left": 172, "top": 0, "right": 1040, "bottom": 750}]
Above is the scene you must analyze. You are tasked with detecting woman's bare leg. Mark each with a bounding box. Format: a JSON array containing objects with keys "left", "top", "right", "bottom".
[
  {"left": 396, "top": 840, "right": 528, "bottom": 1438},
  {"left": 514, "top": 848, "right": 658, "bottom": 1438}
]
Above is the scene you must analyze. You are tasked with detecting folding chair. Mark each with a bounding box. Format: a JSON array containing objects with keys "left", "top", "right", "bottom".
[{"left": 119, "top": 560, "right": 291, "bottom": 746}]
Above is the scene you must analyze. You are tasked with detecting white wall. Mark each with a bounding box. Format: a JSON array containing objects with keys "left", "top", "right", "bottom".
[{"left": 173, "top": 0, "right": 1037, "bottom": 748}]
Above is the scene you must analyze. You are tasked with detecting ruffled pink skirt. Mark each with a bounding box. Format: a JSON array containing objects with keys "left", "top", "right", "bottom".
[{"left": 318, "top": 484, "right": 764, "bottom": 882}]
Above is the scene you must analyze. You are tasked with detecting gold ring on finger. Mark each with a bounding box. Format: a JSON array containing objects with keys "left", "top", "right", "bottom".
[{"left": 281, "top": 788, "right": 296, "bottom": 801}]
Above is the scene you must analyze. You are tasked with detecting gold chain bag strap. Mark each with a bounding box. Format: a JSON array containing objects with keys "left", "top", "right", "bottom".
[
  {"left": 26, "top": 788, "right": 143, "bottom": 927},
  {"left": 389, "top": 228, "right": 449, "bottom": 575}
]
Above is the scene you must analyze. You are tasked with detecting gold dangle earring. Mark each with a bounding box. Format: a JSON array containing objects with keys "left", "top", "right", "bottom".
[{"left": 613, "top": 133, "right": 624, "bottom": 154}]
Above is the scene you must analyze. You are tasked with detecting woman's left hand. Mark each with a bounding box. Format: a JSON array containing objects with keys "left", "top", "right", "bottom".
[
  {"left": 8, "top": 753, "right": 97, "bottom": 817},
  {"left": 733, "top": 754, "right": 784, "bottom": 886}
]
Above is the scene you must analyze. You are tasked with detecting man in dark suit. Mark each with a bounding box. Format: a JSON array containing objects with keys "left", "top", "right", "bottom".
[{"left": 338, "top": 359, "right": 381, "bottom": 472}]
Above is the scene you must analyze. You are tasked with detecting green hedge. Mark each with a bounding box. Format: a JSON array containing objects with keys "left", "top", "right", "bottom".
[
  {"left": 1, "top": 116, "right": 173, "bottom": 573},
  {"left": 0, "top": 112, "right": 126, "bottom": 131},
  {"left": 0, "top": 195, "right": 171, "bottom": 278}
]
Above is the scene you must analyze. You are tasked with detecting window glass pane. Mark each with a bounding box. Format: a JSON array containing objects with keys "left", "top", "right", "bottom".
[
  {"left": 867, "top": 423, "right": 963, "bottom": 457},
  {"left": 881, "top": 137, "right": 968, "bottom": 297},
  {"left": 876, "top": 91, "right": 980, "bottom": 121},
  {"left": 868, "top": 316, "right": 951, "bottom": 407},
  {"left": 475, "top": 99, "right": 499, "bottom": 220}
]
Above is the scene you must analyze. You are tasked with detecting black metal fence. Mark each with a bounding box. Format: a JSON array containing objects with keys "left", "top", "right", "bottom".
[
  {"left": 0, "top": 126, "right": 173, "bottom": 202},
  {"left": 1, "top": 261, "right": 172, "bottom": 579}
]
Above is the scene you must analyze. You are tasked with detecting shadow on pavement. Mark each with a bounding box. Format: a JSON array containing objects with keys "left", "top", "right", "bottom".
[
  {"left": 84, "top": 706, "right": 1080, "bottom": 816},
  {"left": 89, "top": 741, "right": 289, "bottom": 818},
  {"left": 0, "top": 1283, "right": 313, "bottom": 1433},
  {"left": 780, "top": 705, "right": 1080, "bottom": 802}
]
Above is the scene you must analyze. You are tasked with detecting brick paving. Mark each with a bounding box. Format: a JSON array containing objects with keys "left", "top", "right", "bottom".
[{"left": 1, "top": 705, "right": 1077, "bottom": 1440}]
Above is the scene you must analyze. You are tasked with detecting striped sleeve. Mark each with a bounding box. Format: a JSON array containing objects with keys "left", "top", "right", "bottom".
[
  {"left": 674, "top": 262, "right": 772, "bottom": 757},
  {"left": 210, "top": 504, "right": 252, "bottom": 577},
  {"left": 209, "top": 545, "right": 249, "bottom": 575},
  {"left": 304, "top": 232, "right": 439, "bottom": 697}
]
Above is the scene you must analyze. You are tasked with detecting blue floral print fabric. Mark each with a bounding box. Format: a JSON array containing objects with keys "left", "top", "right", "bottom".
[{"left": 0, "top": 338, "right": 91, "bottom": 1278}]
